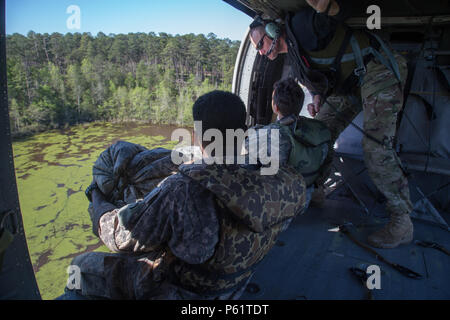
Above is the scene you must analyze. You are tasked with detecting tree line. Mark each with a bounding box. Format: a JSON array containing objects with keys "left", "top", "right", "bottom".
[{"left": 6, "top": 31, "right": 240, "bottom": 135}]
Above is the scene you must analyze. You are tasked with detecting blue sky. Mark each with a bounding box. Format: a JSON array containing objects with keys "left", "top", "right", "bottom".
[{"left": 6, "top": 0, "right": 253, "bottom": 40}]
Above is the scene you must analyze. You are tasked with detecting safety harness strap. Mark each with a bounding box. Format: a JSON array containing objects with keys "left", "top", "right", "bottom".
[
  {"left": 370, "top": 33, "right": 401, "bottom": 82},
  {"left": 310, "top": 32, "right": 401, "bottom": 88},
  {"left": 349, "top": 35, "right": 366, "bottom": 85},
  {"left": 310, "top": 47, "right": 373, "bottom": 65}
]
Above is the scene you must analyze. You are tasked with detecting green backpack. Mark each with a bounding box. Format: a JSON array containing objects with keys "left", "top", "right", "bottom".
[{"left": 277, "top": 116, "right": 331, "bottom": 187}]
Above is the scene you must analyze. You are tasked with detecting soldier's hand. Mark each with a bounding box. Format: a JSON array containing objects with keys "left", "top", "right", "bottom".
[
  {"left": 85, "top": 181, "right": 99, "bottom": 202},
  {"left": 305, "top": 0, "right": 330, "bottom": 12},
  {"left": 307, "top": 95, "right": 322, "bottom": 117},
  {"left": 306, "top": 0, "right": 339, "bottom": 15}
]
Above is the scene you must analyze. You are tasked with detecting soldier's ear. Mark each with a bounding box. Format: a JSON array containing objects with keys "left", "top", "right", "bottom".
[
  {"left": 193, "top": 131, "right": 205, "bottom": 154},
  {"left": 272, "top": 102, "right": 279, "bottom": 115}
]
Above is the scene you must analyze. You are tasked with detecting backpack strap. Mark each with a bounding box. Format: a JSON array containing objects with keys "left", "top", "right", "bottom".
[
  {"left": 366, "top": 32, "right": 402, "bottom": 82},
  {"left": 330, "top": 26, "right": 354, "bottom": 83},
  {"left": 349, "top": 35, "right": 366, "bottom": 85}
]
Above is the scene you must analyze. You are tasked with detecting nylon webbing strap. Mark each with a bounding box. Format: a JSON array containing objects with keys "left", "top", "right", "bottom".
[
  {"left": 350, "top": 35, "right": 366, "bottom": 85},
  {"left": 329, "top": 26, "right": 354, "bottom": 90},
  {"left": 310, "top": 47, "right": 373, "bottom": 65},
  {"left": 370, "top": 33, "right": 401, "bottom": 82},
  {"left": 310, "top": 32, "right": 401, "bottom": 84}
]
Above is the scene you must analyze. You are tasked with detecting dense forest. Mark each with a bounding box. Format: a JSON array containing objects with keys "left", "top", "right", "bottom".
[{"left": 6, "top": 31, "right": 240, "bottom": 135}]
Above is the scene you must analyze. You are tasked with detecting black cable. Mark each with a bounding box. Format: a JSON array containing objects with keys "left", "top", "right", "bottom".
[
  {"left": 424, "top": 47, "right": 437, "bottom": 173},
  {"left": 401, "top": 111, "right": 438, "bottom": 157},
  {"left": 424, "top": 16, "right": 437, "bottom": 173}
]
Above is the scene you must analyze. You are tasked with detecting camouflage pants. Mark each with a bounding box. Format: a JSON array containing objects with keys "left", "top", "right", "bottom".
[
  {"left": 65, "top": 251, "right": 249, "bottom": 300},
  {"left": 315, "top": 52, "right": 413, "bottom": 215}
]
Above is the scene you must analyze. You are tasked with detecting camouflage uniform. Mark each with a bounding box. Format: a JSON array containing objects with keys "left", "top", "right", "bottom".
[
  {"left": 67, "top": 159, "right": 306, "bottom": 299},
  {"left": 245, "top": 117, "right": 329, "bottom": 209},
  {"left": 315, "top": 51, "right": 414, "bottom": 218},
  {"left": 245, "top": 122, "right": 293, "bottom": 169}
]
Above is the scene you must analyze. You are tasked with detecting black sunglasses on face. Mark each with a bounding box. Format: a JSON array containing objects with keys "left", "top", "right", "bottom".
[{"left": 256, "top": 34, "right": 268, "bottom": 50}]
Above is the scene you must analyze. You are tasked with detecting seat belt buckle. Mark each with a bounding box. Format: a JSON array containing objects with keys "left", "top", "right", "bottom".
[{"left": 354, "top": 66, "right": 366, "bottom": 77}]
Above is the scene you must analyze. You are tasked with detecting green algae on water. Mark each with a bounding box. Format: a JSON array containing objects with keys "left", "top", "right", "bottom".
[{"left": 13, "top": 122, "right": 180, "bottom": 300}]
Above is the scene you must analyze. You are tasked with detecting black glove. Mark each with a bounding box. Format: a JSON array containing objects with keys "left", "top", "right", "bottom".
[{"left": 85, "top": 181, "right": 99, "bottom": 202}]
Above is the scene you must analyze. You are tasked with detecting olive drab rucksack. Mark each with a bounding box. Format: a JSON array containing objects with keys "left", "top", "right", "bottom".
[{"left": 277, "top": 115, "right": 331, "bottom": 187}]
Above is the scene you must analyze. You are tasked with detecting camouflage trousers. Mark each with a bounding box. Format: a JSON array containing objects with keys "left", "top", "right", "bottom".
[
  {"left": 64, "top": 251, "right": 250, "bottom": 300},
  {"left": 315, "top": 52, "right": 414, "bottom": 216}
]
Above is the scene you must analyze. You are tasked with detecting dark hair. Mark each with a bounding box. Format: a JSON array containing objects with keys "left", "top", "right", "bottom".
[
  {"left": 249, "top": 16, "right": 265, "bottom": 30},
  {"left": 272, "top": 78, "right": 304, "bottom": 117},
  {"left": 192, "top": 90, "right": 246, "bottom": 152}
]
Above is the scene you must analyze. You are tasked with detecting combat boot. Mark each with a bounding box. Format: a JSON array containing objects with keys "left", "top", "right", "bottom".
[
  {"left": 309, "top": 185, "right": 325, "bottom": 208},
  {"left": 368, "top": 212, "right": 413, "bottom": 248}
]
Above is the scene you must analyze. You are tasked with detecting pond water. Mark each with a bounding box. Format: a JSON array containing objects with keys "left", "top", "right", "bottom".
[{"left": 12, "top": 122, "right": 183, "bottom": 299}]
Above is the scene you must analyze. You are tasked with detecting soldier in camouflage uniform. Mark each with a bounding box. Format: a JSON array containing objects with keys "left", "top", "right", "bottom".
[
  {"left": 244, "top": 77, "right": 330, "bottom": 209},
  {"left": 313, "top": 51, "right": 413, "bottom": 249},
  {"left": 60, "top": 91, "right": 306, "bottom": 300},
  {"left": 249, "top": 0, "right": 414, "bottom": 248}
]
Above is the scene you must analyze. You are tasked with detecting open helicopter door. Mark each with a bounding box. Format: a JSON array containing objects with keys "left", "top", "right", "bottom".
[{"left": 0, "top": 0, "right": 41, "bottom": 300}]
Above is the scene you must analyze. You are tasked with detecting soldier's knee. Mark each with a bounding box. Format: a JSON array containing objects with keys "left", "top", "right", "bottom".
[
  {"left": 362, "top": 138, "right": 391, "bottom": 170},
  {"left": 71, "top": 252, "right": 91, "bottom": 267},
  {"left": 362, "top": 136, "right": 381, "bottom": 154}
]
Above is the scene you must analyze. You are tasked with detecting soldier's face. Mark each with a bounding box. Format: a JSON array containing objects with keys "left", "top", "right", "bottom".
[{"left": 250, "top": 31, "right": 278, "bottom": 60}]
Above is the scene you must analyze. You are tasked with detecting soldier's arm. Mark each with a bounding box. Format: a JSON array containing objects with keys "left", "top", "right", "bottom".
[
  {"left": 306, "top": 0, "right": 340, "bottom": 16},
  {"left": 92, "top": 175, "right": 219, "bottom": 264},
  {"left": 91, "top": 188, "right": 163, "bottom": 253}
]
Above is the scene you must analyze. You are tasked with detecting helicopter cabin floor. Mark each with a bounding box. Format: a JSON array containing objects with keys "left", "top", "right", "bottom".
[{"left": 240, "top": 155, "right": 450, "bottom": 300}]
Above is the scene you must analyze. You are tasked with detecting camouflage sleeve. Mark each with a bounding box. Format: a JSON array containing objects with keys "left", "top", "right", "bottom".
[
  {"left": 165, "top": 175, "right": 219, "bottom": 264},
  {"left": 97, "top": 186, "right": 173, "bottom": 253},
  {"left": 244, "top": 124, "right": 291, "bottom": 167},
  {"left": 98, "top": 208, "right": 147, "bottom": 252},
  {"left": 97, "top": 173, "right": 220, "bottom": 264}
]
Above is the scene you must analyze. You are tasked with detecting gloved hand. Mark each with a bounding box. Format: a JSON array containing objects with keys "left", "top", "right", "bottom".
[{"left": 85, "top": 181, "right": 99, "bottom": 202}]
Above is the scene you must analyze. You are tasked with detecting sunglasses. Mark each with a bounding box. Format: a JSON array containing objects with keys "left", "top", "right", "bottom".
[{"left": 256, "top": 34, "right": 268, "bottom": 50}]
